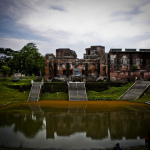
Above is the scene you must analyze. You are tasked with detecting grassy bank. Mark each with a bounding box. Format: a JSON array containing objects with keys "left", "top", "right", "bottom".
[
  {"left": 0, "top": 78, "right": 150, "bottom": 105},
  {"left": 87, "top": 82, "right": 134, "bottom": 100},
  {"left": 40, "top": 82, "right": 134, "bottom": 101},
  {"left": 134, "top": 88, "right": 150, "bottom": 103},
  {"left": 40, "top": 92, "right": 68, "bottom": 100},
  {"left": 0, "top": 78, "right": 31, "bottom": 106}
]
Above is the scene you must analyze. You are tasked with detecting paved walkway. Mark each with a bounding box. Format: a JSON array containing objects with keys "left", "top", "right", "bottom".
[
  {"left": 119, "top": 81, "right": 150, "bottom": 100},
  {"left": 68, "top": 82, "right": 87, "bottom": 101}
]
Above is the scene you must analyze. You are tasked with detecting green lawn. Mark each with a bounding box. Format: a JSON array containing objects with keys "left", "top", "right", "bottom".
[
  {"left": 87, "top": 82, "right": 150, "bottom": 103},
  {"left": 0, "top": 78, "right": 31, "bottom": 105},
  {"left": 87, "top": 82, "right": 134, "bottom": 100},
  {"left": 40, "top": 82, "right": 134, "bottom": 101},
  {"left": 134, "top": 88, "right": 150, "bottom": 103},
  {"left": 40, "top": 92, "right": 68, "bottom": 100},
  {"left": 0, "top": 78, "right": 150, "bottom": 105}
]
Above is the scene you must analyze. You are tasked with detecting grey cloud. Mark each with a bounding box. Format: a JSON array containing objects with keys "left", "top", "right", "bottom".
[
  {"left": 0, "top": 0, "right": 150, "bottom": 58},
  {"left": 111, "top": 0, "right": 150, "bottom": 19},
  {"left": 128, "top": 32, "right": 150, "bottom": 42},
  {"left": 50, "top": 5, "right": 65, "bottom": 11},
  {"left": 111, "top": 6, "right": 143, "bottom": 18}
]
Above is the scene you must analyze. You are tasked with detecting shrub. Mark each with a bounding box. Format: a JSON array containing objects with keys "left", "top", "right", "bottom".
[
  {"left": 43, "top": 82, "right": 68, "bottom": 93},
  {"left": 8, "top": 85, "right": 31, "bottom": 91},
  {"left": 86, "top": 82, "right": 127, "bottom": 92},
  {"left": 1, "top": 65, "right": 10, "bottom": 77}
]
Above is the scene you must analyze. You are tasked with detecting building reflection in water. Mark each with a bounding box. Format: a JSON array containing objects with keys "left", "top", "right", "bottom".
[
  {"left": 44, "top": 104, "right": 150, "bottom": 140},
  {"left": 0, "top": 102, "right": 150, "bottom": 148}
]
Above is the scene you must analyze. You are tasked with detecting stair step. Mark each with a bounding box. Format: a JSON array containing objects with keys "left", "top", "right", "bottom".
[
  {"left": 28, "top": 82, "right": 42, "bottom": 102},
  {"left": 68, "top": 82, "right": 87, "bottom": 101}
]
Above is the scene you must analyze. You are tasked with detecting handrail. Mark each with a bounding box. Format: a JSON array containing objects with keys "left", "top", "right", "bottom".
[
  {"left": 27, "top": 82, "right": 34, "bottom": 101},
  {"left": 36, "top": 80, "right": 43, "bottom": 101}
]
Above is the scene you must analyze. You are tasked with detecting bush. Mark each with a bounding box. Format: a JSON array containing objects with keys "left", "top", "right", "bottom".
[
  {"left": 87, "top": 82, "right": 134, "bottom": 100},
  {"left": 1, "top": 65, "right": 10, "bottom": 77},
  {"left": 43, "top": 82, "right": 127, "bottom": 93},
  {"left": 43, "top": 82, "right": 68, "bottom": 93},
  {"left": 86, "top": 82, "right": 127, "bottom": 92},
  {"left": 8, "top": 85, "right": 31, "bottom": 91}
]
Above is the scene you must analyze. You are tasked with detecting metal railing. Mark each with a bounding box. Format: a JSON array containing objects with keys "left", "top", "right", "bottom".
[
  {"left": 27, "top": 82, "right": 34, "bottom": 101},
  {"left": 36, "top": 79, "right": 43, "bottom": 101}
]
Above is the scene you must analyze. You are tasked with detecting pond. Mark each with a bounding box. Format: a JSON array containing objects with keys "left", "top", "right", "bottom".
[{"left": 0, "top": 101, "right": 150, "bottom": 150}]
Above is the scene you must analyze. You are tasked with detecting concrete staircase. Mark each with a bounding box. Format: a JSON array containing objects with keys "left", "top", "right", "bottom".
[
  {"left": 119, "top": 81, "right": 150, "bottom": 100},
  {"left": 28, "top": 81, "right": 43, "bottom": 102},
  {"left": 68, "top": 82, "right": 87, "bottom": 101}
]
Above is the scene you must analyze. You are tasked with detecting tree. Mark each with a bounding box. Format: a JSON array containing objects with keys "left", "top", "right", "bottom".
[
  {"left": 25, "top": 54, "right": 35, "bottom": 76},
  {"left": 0, "top": 60, "right": 5, "bottom": 69},
  {"left": 7, "top": 59, "right": 16, "bottom": 74},
  {"left": 1, "top": 65, "right": 10, "bottom": 78},
  {"left": 12, "top": 43, "right": 45, "bottom": 76},
  {"left": 36, "top": 57, "right": 45, "bottom": 78}
]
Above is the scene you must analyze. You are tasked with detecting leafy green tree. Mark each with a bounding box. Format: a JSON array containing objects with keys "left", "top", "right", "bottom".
[
  {"left": 0, "top": 48, "right": 14, "bottom": 55},
  {"left": 36, "top": 57, "right": 45, "bottom": 78},
  {"left": 7, "top": 59, "right": 16, "bottom": 74},
  {"left": 1, "top": 65, "right": 11, "bottom": 77},
  {"left": 0, "top": 60, "right": 5, "bottom": 69},
  {"left": 12, "top": 52, "right": 24, "bottom": 74},
  {"left": 0, "top": 47, "right": 5, "bottom": 52},
  {"left": 25, "top": 54, "right": 35, "bottom": 76},
  {"left": 12, "top": 43, "right": 45, "bottom": 76}
]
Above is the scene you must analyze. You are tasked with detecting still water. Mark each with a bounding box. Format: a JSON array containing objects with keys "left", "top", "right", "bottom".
[{"left": 0, "top": 101, "right": 150, "bottom": 149}]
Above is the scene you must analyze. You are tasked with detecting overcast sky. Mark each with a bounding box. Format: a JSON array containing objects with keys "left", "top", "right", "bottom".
[{"left": 0, "top": 0, "right": 150, "bottom": 58}]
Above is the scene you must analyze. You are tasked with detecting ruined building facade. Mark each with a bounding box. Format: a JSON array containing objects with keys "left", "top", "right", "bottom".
[
  {"left": 109, "top": 49, "right": 150, "bottom": 81},
  {"left": 45, "top": 46, "right": 150, "bottom": 81}
]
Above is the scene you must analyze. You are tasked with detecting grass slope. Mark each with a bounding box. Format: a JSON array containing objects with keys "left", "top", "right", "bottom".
[
  {"left": 40, "top": 92, "right": 68, "bottom": 100},
  {"left": 134, "top": 88, "right": 150, "bottom": 103},
  {"left": 40, "top": 82, "right": 134, "bottom": 101},
  {"left": 87, "top": 82, "right": 134, "bottom": 100},
  {"left": 0, "top": 78, "right": 150, "bottom": 104},
  {"left": 0, "top": 79, "right": 30, "bottom": 105}
]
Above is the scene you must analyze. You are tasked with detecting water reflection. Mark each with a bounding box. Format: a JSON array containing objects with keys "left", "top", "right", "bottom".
[
  {"left": 0, "top": 102, "right": 150, "bottom": 149},
  {"left": 45, "top": 111, "right": 150, "bottom": 140}
]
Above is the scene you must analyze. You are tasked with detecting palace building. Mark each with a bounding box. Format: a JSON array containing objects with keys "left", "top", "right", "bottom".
[{"left": 45, "top": 45, "right": 150, "bottom": 81}]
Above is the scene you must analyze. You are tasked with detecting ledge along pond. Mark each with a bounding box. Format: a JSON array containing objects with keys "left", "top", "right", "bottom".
[{"left": 0, "top": 101, "right": 150, "bottom": 150}]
